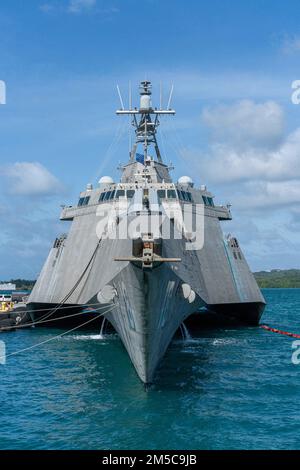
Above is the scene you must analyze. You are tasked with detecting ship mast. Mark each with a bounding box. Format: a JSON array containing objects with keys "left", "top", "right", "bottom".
[{"left": 116, "top": 81, "right": 175, "bottom": 163}]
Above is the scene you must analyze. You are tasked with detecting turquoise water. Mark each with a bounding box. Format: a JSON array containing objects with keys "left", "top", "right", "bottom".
[
  {"left": 0, "top": 289, "right": 300, "bottom": 450},
  {"left": 0, "top": 290, "right": 30, "bottom": 295}
]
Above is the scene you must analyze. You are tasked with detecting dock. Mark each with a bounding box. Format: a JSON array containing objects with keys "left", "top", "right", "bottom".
[{"left": 0, "top": 303, "right": 31, "bottom": 332}]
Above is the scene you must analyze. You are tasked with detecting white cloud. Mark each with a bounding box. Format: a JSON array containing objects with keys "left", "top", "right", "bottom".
[
  {"left": 183, "top": 99, "right": 300, "bottom": 217},
  {"left": 281, "top": 35, "right": 300, "bottom": 55},
  {"left": 67, "top": 0, "right": 96, "bottom": 13},
  {"left": 39, "top": 3, "right": 55, "bottom": 13},
  {"left": 39, "top": 1, "right": 119, "bottom": 16},
  {"left": 196, "top": 128, "right": 300, "bottom": 184},
  {"left": 1, "top": 162, "right": 64, "bottom": 196},
  {"left": 202, "top": 100, "right": 284, "bottom": 149},
  {"left": 235, "top": 180, "right": 300, "bottom": 210},
  {"left": 191, "top": 101, "right": 300, "bottom": 185},
  {"left": 288, "top": 207, "right": 300, "bottom": 232}
]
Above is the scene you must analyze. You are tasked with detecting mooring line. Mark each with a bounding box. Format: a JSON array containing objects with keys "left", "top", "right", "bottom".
[
  {"left": 0, "top": 303, "right": 116, "bottom": 332},
  {"left": 24, "top": 238, "right": 103, "bottom": 326},
  {"left": 0, "top": 303, "right": 118, "bottom": 361},
  {"left": 9, "top": 301, "right": 110, "bottom": 316},
  {"left": 260, "top": 324, "right": 300, "bottom": 339}
]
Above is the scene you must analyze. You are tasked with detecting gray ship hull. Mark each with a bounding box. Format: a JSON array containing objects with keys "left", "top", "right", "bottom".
[
  {"left": 28, "top": 227, "right": 265, "bottom": 383},
  {"left": 27, "top": 79, "right": 266, "bottom": 383}
]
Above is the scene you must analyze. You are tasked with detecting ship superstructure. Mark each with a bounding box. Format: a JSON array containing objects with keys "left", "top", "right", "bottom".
[{"left": 28, "top": 81, "right": 265, "bottom": 383}]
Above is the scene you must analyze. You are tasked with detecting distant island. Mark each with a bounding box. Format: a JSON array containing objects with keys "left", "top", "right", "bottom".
[
  {"left": 254, "top": 269, "right": 300, "bottom": 288},
  {"left": 1, "top": 270, "right": 300, "bottom": 291}
]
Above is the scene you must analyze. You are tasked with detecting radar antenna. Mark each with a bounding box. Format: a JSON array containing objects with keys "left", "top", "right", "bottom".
[{"left": 116, "top": 81, "right": 175, "bottom": 163}]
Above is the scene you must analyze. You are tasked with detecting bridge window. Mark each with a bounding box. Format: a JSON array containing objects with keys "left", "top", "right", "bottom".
[
  {"left": 116, "top": 190, "right": 125, "bottom": 198},
  {"left": 167, "top": 189, "right": 177, "bottom": 199},
  {"left": 202, "top": 196, "right": 214, "bottom": 207},
  {"left": 157, "top": 190, "right": 166, "bottom": 203},
  {"left": 78, "top": 196, "right": 90, "bottom": 206},
  {"left": 104, "top": 191, "right": 112, "bottom": 200},
  {"left": 127, "top": 190, "right": 135, "bottom": 198},
  {"left": 181, "top": 191, "right": 188, "bottom": 201},
  {"left": 179, "top": 191, "right": 192, "bottom": 202}
]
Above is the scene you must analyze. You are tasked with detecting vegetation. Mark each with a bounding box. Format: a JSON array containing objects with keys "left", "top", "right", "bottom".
[
  {"left": 2, "top": 271, "right": 300, "bottom": 290},
  {"left": 254, "top": 270, "right": 300, "bottom": 288}
]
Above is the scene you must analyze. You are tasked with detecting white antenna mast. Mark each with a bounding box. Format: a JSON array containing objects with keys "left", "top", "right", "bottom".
[
  {"left": 116, "top": 80, "right": 175, "bottom": 163},
  {"left": 160, "top": 82, "right": 163, "bottom": 110},
  {"left": 167, "top": 84, "right": 174, "bottom": 110},
  {"left": 129, "top": 81, "right": 132, "bottom": 110},
  {"left": 116, "top": 84, "right": 125, "bottom": 110},
  {"left": 128, "top": 81, "right": 132, "bottom": 157}
]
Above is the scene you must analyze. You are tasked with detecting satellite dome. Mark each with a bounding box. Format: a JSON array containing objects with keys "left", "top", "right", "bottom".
[
  {"left": 178, "top": 176, "right": 194, "bottom": 187},
  {"left": 99, "top": 176, "right": 114, "bottom": 185}
]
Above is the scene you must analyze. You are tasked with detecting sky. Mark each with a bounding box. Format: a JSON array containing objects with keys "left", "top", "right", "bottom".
[{"left": 0, "top": 0, "right": 300, "bottom": 279}]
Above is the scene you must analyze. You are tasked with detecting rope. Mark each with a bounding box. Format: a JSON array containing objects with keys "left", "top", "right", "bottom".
[
  {"left": 50, "top": 238, "right": 101, "bottom": 307},
  {"left": 260, "top": 324, "right": 300, "bottom": 339},
  {"left": 0, "top": 303, "right": 118, "bottom": 361},
  {"left": 0, "top": 303, "right": 116, "bottom": 332},
  {"left": 27, "top": 238, "right": 102, "bottom": 326},
  {"left": 0, "top": 229, "right": 103, "bottom": 333},
  {"left": 160, "top": 117, "right": 186, "bottom": 161},
  {"left": 7, "top": 301, "right": 110, "bottom": 316}
]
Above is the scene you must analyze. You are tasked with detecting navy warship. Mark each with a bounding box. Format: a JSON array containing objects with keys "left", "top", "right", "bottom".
[{"left": 28, "top": 81, "right": 266, "bottom": 383}]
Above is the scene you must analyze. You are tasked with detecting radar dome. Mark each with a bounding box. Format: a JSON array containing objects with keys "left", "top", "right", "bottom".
[
  {"left": 99, "top": 176, "right": 114, "bottom": 185},
  {"left": 178, "top": 176, "right": 194, "bottom": 187}
]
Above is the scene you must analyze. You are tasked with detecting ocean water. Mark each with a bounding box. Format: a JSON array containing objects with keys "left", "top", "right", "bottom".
[{"left": 0, "top": 288, "right": 300, "bottom": 450}]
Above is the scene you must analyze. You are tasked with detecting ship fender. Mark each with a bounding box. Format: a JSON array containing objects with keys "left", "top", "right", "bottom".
[
  {"left": 97, "top": 285, "right": 117, "bottom": 304},
  {"left": 181, "top": 283, "right": 196, "bottom": 304}
]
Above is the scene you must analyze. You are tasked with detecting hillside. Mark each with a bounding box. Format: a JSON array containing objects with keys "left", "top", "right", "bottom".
[
  {"left": 254, "top": 269, "right": 300, "bottom": 288},
  {"left": 2, "top": 271, "right": 300, "bottom": 291}
]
